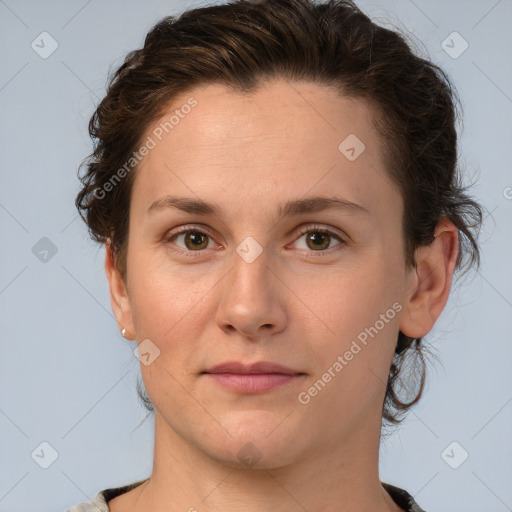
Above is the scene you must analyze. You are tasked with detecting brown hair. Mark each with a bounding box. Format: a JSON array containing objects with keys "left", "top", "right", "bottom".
[{"left": 76, "top": 0, "right": 483, "bottom": 427}]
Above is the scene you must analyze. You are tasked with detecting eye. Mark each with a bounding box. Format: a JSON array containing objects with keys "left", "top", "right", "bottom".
[
  {"left": 166, "top": 228, "right": 216, "bottom": 251},
  {"left": 164, "top": 224, "right": 345, "bottom": 257},
  {"left": 292, "top": 226, "right": 344, "bottom": 252}
]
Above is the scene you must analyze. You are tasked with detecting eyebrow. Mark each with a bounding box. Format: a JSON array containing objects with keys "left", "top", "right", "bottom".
[{"left": 146, "top": 195, "right": 370, "bottom": 218}]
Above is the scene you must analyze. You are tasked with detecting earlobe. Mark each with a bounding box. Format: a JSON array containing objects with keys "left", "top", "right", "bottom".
[
  {"left": 399, "top": 219, "right": 460, "bottom": 339},
  {"left": 105, "top": 242, "right": 135, "bottom": 340}
]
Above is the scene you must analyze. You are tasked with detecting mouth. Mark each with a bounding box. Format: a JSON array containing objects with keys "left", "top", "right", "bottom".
[{"left": 202, "top": 361, "right": 306, "bottom": 393}]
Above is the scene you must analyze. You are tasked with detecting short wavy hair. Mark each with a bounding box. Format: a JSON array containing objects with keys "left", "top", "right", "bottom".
[{"left": 76, "top": 0, "right": 483, "bottom": 428}]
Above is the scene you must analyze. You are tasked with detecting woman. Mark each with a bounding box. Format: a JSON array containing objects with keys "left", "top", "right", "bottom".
[{"left": 68, "top": 0, "right": 482, "bottom": 510}]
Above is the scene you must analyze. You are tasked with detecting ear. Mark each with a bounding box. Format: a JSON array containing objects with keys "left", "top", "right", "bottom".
[
  {"left": 105, "top": 242, "right": 136, "bottom": 340},
  {"left": 399, "top": 218, "right": 460, "bottom": 339}
]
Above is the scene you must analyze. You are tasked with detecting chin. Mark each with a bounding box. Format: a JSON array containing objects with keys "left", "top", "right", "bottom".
[{"left": 199, "top": 410, "right": 305, "bottom": 469}]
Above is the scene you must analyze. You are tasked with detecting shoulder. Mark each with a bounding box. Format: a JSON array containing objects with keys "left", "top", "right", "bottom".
[
  {"left": 66, "top": 491, "right": 108, "bottom": 512},
  {"left": 66, "top": 479, "right": 149, "bottom": 512},
  {"left": 382, "top": 482, "right": 427, "bottom": 512},
  {"left": 67, "top": 479, "right": 424, "bottom": 512}
]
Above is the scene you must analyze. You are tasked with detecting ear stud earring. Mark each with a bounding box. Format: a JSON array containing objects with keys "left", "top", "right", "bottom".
[{"left": 121, "top": 328, "right": 127, "bottom": 338}]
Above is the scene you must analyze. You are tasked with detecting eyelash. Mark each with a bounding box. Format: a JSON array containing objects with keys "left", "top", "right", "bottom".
[{"left": 164, "top": 224, "right": 346, "bottom": 259}]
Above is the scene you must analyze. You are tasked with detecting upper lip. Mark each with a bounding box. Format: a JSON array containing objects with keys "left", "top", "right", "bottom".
[{"left": 204, "top": 361, "right": 303, "bottom": 375}]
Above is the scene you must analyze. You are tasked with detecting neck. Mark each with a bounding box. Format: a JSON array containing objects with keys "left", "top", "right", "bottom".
[{"left": 130, "top": 412, "right": 401, "bottom": 512}]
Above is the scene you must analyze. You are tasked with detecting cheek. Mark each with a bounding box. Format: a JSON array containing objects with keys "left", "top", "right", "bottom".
[
  {"left": 304, "top": 261, "right": 402, "bottom": 386},
  {"left": 127, "top": 249, "right": 211, "bottom": 335},
  {"left": 311, "top": 265, "right": 393, "bottom": 337},
  {"left": 127, "top": 262, "right": 216, "bottom": 404},
  {"left": 300, "top": 280, "right": 400, "bottom": 424}
]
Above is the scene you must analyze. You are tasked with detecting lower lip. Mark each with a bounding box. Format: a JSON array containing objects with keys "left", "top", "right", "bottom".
[{"left": 204, "top": 373, "right": 303, "bottom": 393}]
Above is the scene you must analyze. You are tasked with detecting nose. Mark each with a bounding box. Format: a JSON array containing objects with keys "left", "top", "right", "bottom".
[{"left": 214, "top": 247, "right": 288, "bottom": 340}]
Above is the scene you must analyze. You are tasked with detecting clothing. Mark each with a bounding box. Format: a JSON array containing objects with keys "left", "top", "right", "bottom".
[{"left": 66, "top": 479, "right": 426, "bottom": 511}]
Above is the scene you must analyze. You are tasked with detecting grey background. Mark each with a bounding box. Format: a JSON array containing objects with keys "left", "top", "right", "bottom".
[{"left": 0, "top": 0, "right": 511, "bottom": 511}]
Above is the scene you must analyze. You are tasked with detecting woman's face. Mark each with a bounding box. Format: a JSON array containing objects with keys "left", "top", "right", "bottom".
[{"left": 111, "top": 78, "right": 418, "bottom": 467}]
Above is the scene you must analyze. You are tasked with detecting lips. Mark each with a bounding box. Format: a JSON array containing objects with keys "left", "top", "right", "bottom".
[
  {"left": 203, "top": 361, "right": 303, "bottom": 375},
  {"left": 202, "top": 361, "right": 306, "bottom": 393}
]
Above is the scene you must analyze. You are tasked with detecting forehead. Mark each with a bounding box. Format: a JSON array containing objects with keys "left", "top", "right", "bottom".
[
  {"left": 131, "top": 78, "right": 400, "bottom": 223},
  {"left": 151, "top": 79, "right": 381, "bottom": 165}
]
